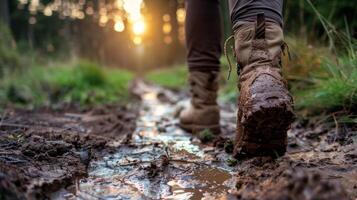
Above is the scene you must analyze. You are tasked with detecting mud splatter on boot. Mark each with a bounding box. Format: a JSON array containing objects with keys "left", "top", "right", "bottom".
[{"left": 233, "top": 14, "right": 294, "bottom": 157}]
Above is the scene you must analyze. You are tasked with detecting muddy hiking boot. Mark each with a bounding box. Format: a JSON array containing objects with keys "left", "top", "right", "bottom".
[
  {"left": 179, "top": 71, "right": 221, "bottom": 134},
  {"left": 233, "top": 14, "right": 294, "bottom": 157}
]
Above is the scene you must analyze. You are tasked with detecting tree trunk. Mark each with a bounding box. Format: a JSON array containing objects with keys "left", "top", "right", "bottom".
[
  {"left": 0, "top": 0, "right": 10, "bottom": 25},
  {"left": 299, "top": 0, "right": 306, "bottom": 37}
]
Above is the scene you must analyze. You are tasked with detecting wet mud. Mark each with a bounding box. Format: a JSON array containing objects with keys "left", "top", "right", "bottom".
[
  {"left": 0, "top": 105, "right": 136, "bottom": 199},
  {"left": 51, "top": 81, "right": 238, "bottom": 200},
  {"left": 1, "top": 80, "right": 356, "bottom": 200}
]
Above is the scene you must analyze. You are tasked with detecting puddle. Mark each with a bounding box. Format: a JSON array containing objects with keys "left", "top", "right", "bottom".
[
  {"left": 167, "top": 168, "right": 233, "bottom": 200},
  {"left": 52, "top": 81, "right": 236, "bottom": 200}
]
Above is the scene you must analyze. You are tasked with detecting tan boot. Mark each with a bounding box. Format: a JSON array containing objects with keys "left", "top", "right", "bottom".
[
  {"left": 179, "top": 71, "right": 220, "bottom": 134},
  {"left": 233, "top": 14, "right": 294, "bottom": 157}
]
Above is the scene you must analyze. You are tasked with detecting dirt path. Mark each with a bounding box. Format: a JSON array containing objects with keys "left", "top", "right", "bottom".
[
  {"left": 53, "top": 80, "right": 356, "bottom": 200},
  {"left": 0, "top": 80, "right": 356, "bottom": 200},
  {"left": 51, "top": 80, "right": 238, "bottom": 199}
]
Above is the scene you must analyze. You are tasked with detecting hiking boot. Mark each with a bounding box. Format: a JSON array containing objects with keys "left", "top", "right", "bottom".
[
  {"left": 179, "top": 71, "right": 221, "bottom": 134},
  {"left": 233, "top": 14, "right": 294, "bottom": 157}
]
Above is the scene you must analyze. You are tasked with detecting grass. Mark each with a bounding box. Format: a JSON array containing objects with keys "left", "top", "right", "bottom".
[
  {"left": 145, "top": 65, "right": 188, "bottom": 89},
  {"left": 144, "top": 58, "right": 238, "bottom": 102},
  {"left": 296, "top": 56, "right": 357, "bottom": 114},
  {"left": 293, "top": 0, "right": 357, "bottom": 121},
  {"left": 0, "top": 60, "right": 134, "bottom": 108}
]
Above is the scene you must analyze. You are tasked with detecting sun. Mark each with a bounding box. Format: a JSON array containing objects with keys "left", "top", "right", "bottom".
[
  {"left": 133, "top": 20, "right": 146, "bottom": 36},
  {"left": 120, "top": 0, "right": 146, "bottom": 43}
]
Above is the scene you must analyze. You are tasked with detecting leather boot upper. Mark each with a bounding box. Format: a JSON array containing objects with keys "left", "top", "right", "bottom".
[
  {"left": 232, "top": 15, "right": 294, "bottom": 157},
  {"left": 179, "top": 71, "right": 220, "bottom": 127}
]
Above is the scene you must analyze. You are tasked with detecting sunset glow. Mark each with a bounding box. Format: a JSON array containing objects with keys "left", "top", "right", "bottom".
[
  {"left": 19, "top": 0, "right": 185, "bottom": 46},
  {"left": 114, "top": 21, "right": 125, "bottom": 32},
  {"left": 121, "top": 0, "right": 145, "bottom": 44},
  {"left": 122, "top": 0, "right": 143, "bottom": 21},
  {"left": 133, "top": 21, "right": 146, "bottom": 35}
]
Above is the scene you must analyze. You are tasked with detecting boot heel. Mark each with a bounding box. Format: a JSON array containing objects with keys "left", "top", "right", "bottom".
[{"left": 235, "top": 99, "right": 294, "bottom": 158}]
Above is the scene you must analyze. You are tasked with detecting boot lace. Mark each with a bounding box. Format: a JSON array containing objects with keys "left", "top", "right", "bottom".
[
  {"left": 224, "top": 35, "right": 238, "bottom": 80},
  {"left": 225, "top": 36, "right": 291, "bottom": 80}
]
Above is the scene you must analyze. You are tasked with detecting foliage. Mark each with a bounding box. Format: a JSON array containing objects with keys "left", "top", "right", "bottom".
[
  {"left": 284, "top": 0, "right": 357, "bottom": 39},
  {"left": 282, "top": 37, "right": 330, "bottom": 92},
  {"left": 293, "top": 0, "right": 357, "bottom": 119},
  {"left": 0, "top": 60, "right": 134, "bottom": 108},
  {"left": 0, "top": 22, "right": 20, "bottom": 76},
  {"left": 296, "top": 56, "right": 357, "bottom": 114}
]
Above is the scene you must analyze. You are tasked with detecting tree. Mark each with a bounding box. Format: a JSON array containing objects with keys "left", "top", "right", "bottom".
[{"left": 0, "top": 0, "right": 10, "bottom": 25}]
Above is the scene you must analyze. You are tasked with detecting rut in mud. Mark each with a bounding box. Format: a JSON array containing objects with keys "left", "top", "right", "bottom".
[{"left": 0, "top": 80, "right": 356, "bottom": 200}]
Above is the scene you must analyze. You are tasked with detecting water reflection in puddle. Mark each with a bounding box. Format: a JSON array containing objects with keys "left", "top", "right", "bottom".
[{"left": 52, "top": 82, "right": 236, "bottom": 200}]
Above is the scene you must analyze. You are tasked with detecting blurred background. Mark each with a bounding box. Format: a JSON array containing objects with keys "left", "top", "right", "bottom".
[
  {"left": 0, "top": 0, "right": 356, "bottom": 121},
  {"left": 2, "top": 0, "right": 356, "bottom": 69}
]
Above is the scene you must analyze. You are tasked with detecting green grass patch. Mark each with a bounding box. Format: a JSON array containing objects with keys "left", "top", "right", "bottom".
[
  {"left": 145, "top": 65, "right": 188, "bottom": 89},
  {"left": 295, "top": 56, "right": 357, "bottom": 114},
  {"left": 0, "top": 60, "right": 134, "bottom": 108}
]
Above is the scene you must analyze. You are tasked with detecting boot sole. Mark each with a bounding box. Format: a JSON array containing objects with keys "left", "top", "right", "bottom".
[
  {"left": 235, "top": 101, "right": 294, "bottom": 158},
  {"left": 179, "top": 123, "right": 221, "bottom": 135}
]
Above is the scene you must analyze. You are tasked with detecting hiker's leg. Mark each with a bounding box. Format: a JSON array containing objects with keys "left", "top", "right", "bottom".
[
  {"left": 179, "top": 0, "right": 222, "bottom": 134},
  {"left": 185, "top": 0, "right": 222, "bottom": 72},
  {"left": 229, "top": 0, "right": 294, "bottom": 157},
  {"left": 228, "top": 0, "right": 283, "bottom": 28}
]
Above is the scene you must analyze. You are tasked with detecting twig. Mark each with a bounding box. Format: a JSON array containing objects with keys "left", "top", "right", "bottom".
[
  {"left": 332, "top": 114, "right": 339, "bottom": 143},
  {"left": 117, "top": 158, "right": 210, "bottom": 167},
  {"left": 169, "top": 159, "right": 211, "bottom": 167},
  {"left": 0, "top": 122, "right": 84, "bottom": 133},
  {"left": 0, "top": 110, "right": 8, "bottom": 129},
  {"left": 118, "top": 160, "right": 153, "bottom": 166},
  {"left": 0, "top": 156, "right": 27, "bottom": 164},
  {"left": 0, "top": 123, "right": 30, "bottom": 129}
]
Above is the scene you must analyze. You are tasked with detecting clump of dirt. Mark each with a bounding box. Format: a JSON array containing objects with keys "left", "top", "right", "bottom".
[
  {"left": 232, "top": 157, "right": 350, "bottom": 200},
  {"left": 278, "top": 170, "right": 349, "bottom": 200},
  {"left": 0, "top": 104, "right": 137, "bottom": 199}
]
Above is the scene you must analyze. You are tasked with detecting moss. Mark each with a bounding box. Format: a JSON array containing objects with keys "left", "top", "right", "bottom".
[
  {"left": 198, "top": 129, "right": 215, "bottom": 143},
  {"left": 224, "top": 140, "right": 234, "bottom": 153},
  {"left": 226, "top": 158, "right": 238, "bottom": 167}
]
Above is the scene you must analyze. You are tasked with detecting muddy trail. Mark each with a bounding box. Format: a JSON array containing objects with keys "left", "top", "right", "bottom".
[{"left": 0, "top": 80, "right": 356, "bottom": 200}]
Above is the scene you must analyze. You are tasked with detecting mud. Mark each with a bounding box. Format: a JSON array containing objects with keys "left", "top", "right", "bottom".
[
  {"left": 1, "top": 80, "right": 356, "bottom": 200},
  {"left": 51, "top": 81, "right": 238, "bottom": 200},
  {"left": 0, "top": 104, "right": 136, "bottom": 199}
]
